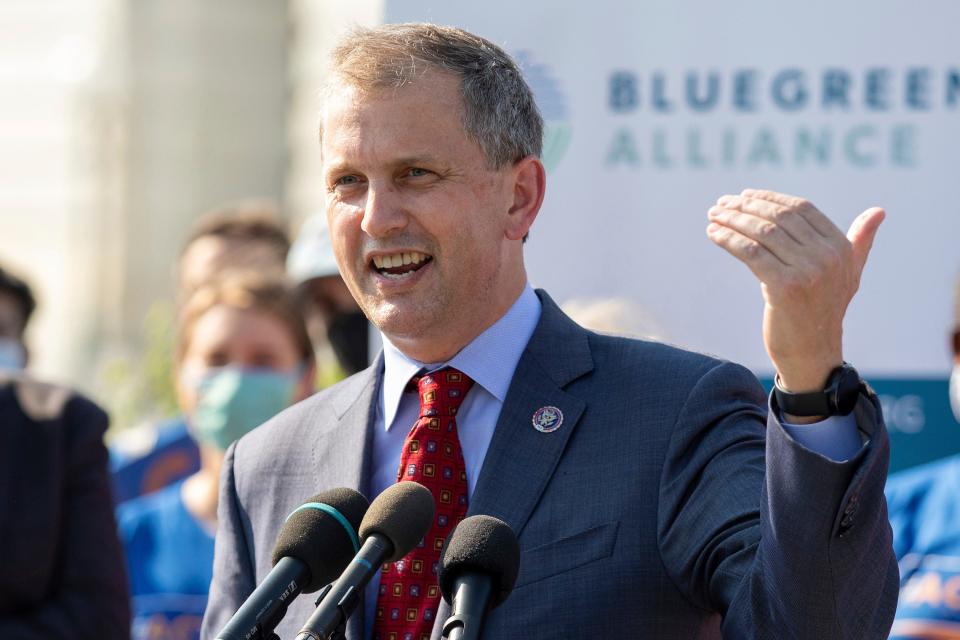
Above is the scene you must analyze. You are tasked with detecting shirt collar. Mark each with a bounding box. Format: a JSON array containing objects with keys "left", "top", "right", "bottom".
[{"left": 380, "top": 284, "right": 542, "bottom": 431}]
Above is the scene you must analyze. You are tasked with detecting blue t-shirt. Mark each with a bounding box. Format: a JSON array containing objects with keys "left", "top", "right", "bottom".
[
  {"left": 111, "top": 417, "right": 201, "bottom": 504},
  {"left": 118, "top": 480, "right": 216, "bottom": 640},
  {"left": 886, "top": 454, "right": 960, "bottom": 639}
]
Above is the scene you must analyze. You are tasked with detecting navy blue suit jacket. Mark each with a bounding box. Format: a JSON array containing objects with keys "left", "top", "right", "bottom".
[{"left": 202, "top": 291, "right": 897, "bottom": 639}]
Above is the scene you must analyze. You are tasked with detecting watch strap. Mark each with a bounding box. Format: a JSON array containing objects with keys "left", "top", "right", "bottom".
[{"left": 773, "top": 363, "right": 861, "bottom": 417}]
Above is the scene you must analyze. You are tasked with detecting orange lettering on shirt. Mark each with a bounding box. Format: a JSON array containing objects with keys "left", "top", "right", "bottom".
[
  {"left": 903, "top": 573, "right": 944, "bottom": 608},
  {"left": 944, "top": 576, "right": 960, "bottom": 610}
]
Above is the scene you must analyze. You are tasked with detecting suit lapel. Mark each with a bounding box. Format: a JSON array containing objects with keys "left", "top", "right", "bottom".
[
  {"left": 315, "top": 356, "right": 383, "bottom": 640},
  {"left": 469, "top": 291, "right": 593, "bottom": 538},
  {"left": 322, "top": 353, "right": 384, "bottom": 496}
]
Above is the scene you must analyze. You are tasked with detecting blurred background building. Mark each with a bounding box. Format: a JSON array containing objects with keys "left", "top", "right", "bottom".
[{"left": 0, "top": 0, "right": 379, "bottom": 428}]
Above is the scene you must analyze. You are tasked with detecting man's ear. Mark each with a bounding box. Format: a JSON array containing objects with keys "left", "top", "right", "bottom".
[{"left": 505, "top": 156, "right": 546, "bottom": 241}]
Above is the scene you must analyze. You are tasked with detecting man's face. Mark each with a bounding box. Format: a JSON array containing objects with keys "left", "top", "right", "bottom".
[{"left": 321, "top": 73, "right": 526, "bottom": 361}]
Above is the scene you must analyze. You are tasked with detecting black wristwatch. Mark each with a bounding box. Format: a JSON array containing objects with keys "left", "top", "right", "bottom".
[{"left": 773, "top": 363, "right": 861, "bottom": 417}]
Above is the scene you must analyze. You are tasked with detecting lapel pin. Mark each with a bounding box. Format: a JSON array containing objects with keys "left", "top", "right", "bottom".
[{"left": 532, "top": 406, "right": 563, "bottom": 433}]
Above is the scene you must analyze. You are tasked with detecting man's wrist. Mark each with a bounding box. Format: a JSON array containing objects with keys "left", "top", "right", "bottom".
[
  {"left": 781, "top": 410, "right": 826, "bottom": 425},
  {"left": 774, "top": 358, "right": 843, "bottom": 394},
  {"left": 773, "top": 362, "right": 861, "bottom": 420}
]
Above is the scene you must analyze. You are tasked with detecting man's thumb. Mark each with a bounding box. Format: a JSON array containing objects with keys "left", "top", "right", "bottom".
[{"left": 847, "top": 206, "right": 885, "bottom": 271}]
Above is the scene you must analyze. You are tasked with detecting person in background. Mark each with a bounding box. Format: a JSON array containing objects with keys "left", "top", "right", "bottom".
[
  {"left": 287, "top": 212, "right": 377, "bottom": 384},
  {"left": 0, "top": 264, "right": 36, "bottom": 371},
  {"left": 0, "top": 262, "right": 129, "bottom": 639},
  {"left": 118, "top": 274, "right": 315, "bottom": 640},
  {"left": 177, "top": 200, "right": 291, "bottom": 298},
  {"left": 561, "top": 296, "right": 668, "bottom": 342},
  {"left": 885, "top": 272, "right": 960, "bottom": 639},
  {"left": 111, "top": 200, "right": 292, "bottom": 503}
]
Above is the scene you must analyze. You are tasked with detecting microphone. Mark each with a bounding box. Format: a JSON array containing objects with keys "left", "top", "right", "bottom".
[
  {"left": 439, "top": 515, "right": 521, "bottom": 640},
  {"left": 216, "top": 488, "right": 369, "bottom": 640},
  {"left": 294, "top": 481, "right": 435, "bottom": 640}
]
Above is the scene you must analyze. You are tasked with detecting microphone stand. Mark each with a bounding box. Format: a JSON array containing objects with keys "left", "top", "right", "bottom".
[
  {"left": 327, "top": 621, "right": 347, "bottom": 640},
  {"left": 295, "top": 581, "right": 353, "bottom": 640},
  {"left": 441, "top": 576, "right": 492, "bottom": 640}
]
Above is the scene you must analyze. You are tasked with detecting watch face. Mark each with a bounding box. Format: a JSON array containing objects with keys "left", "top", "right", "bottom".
[{"left": 835, "top": 366, "right": 861, "bottom": 416}]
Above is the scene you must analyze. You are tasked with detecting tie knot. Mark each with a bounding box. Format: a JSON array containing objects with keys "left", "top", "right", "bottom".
[{"left": 412, "top": 367, "right": 474, "bottom": 418}]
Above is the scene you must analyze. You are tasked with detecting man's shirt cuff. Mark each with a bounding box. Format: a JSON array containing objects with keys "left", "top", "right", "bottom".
[{"left": 780, "top": 413, "right": 862, "bottom": 462}]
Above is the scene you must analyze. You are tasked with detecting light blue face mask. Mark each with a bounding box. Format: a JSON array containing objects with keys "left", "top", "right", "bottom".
[
  {"left": 0, "top": 338, "right": 25, "bottom": 371},
  {"left": 190, "top": 366, "right": 300, "bottom": 451}
]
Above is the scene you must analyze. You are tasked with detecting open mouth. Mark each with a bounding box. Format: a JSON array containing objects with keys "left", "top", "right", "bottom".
[{"left": 371, "top": 251, "right": 433, "bottom": 279}]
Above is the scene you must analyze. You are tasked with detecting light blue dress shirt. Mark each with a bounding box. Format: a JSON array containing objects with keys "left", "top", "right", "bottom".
[
  {"left": 781, "top": 413, "right": 861, "bottom": 461},
  {"left": 361, "top": 283, "right": 859, "bottom": 637},
  {"left": 363, "top": 285, "right": 541, "bottom": 636}
]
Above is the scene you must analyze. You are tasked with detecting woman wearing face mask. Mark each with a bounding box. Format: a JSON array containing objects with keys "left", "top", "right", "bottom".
[
  {"left": 884, "top": 280, "right": 960, "bottom": 640},
  {"left": 117, "top": 274, "right": 316, "bottom": 640}
]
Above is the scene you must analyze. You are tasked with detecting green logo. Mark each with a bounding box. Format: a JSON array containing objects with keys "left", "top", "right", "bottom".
[{"left": 516, "top": 51, "right": 571, "bottom": 172}]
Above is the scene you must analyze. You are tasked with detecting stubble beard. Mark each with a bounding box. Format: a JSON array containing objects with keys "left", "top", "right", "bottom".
[{"left": 362, "top": 258, "right": 502, "bottom": 359}]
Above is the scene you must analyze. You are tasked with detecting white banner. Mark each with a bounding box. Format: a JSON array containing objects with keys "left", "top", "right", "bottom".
[{"left": 385, "top": 0, "right": 960, "bottom": 380}]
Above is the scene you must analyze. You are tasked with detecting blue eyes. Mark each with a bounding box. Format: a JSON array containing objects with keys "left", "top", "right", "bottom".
[{"left": 332, "top": 168, "right": 430, "bottom": 188}]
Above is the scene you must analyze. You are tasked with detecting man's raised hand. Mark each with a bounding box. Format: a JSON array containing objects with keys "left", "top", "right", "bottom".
[{"left": 706, "top": 188, "right": 884, "bottom": 399}]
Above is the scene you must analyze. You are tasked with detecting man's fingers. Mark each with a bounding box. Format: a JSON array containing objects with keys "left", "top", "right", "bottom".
[
  {"left": 706, "top": 221, "right": 786, "bottom": 282},
  {"left": 708, "top": 206, "right": 805, "bottom": 266},
  {"left": 739, "top": 188, "right": 841, "bottom": 239},
  {"left": 717, "top": 195, "right": 822, "bottom": 244},
  {"left": 846, "top": 207, "right": 885, "bottom": 274},
  {"left": 710, "top": 192, "right": 884, "bottom": 292},
  {"left": 739, "top": 188, "right": 806, "bottom": 209}
]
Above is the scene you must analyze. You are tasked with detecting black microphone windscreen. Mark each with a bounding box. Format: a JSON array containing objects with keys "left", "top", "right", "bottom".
[
  {"left": 271, "top": 487, "right": 369, "bottom": 592},
  {"left": 439, "top": 515, "right": 520, "bottom": 609},
  {"left": 358, "top": 481, "right": 435, "bottom": 562}
]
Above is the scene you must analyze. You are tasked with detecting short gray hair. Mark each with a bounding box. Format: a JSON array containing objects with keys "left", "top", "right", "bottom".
[{"left": 323, "top": 23, "right": 543, "bottom": 168}]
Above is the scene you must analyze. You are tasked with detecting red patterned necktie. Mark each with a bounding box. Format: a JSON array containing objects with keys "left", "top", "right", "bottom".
[{"left": 373, "top": 367, "right": 475, "bottom": 640}]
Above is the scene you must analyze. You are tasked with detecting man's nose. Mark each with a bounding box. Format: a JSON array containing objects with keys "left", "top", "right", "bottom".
[{"left": 360, "top": 182, "right": 407, "bottom": 238}]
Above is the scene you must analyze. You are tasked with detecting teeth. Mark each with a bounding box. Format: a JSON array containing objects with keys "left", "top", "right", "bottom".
[{"left": 372, "top": 252, "right": 428, "bottom": 269}]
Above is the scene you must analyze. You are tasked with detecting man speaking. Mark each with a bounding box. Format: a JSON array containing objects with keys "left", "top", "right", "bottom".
[{"left": 202, "top": 23, "right": 896, "bottom": 639}]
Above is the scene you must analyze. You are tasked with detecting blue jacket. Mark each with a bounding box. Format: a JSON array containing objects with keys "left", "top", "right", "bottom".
[{"left": 202, "top": 291, "right": 897, "bottom": 639}]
